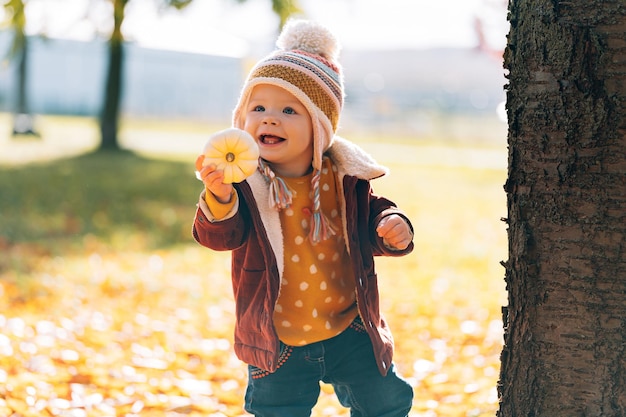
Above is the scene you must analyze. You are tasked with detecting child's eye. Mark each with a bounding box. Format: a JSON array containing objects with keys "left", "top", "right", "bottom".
[
  {"left": 253, "top": 105, "right": 265, "bottom": 112},
  {"left": 283, "top": 107, "right": 296, "bottom": 115}
]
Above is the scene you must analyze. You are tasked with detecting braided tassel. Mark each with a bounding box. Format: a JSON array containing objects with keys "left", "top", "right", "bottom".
[
  {"left": 308, "top": 169, "right": 337, "bottom": 244},
  {"left": 259, "top": 159, "right": 293, "bottom": 210}
]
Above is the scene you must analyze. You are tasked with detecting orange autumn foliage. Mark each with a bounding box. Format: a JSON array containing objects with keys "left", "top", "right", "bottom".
[{"left": 1, "top": 138, "right": 507, "bottom": 417}]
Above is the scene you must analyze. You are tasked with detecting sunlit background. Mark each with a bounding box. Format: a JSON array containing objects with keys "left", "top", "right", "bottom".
[
  {"left": 0, "top": 1, "right": 510, "bottom": 416},
  {"left": 0, "top": 0, "right": 508, "bottom": 154},
  {"left": 18, "top": 0, "right": 507, "bottom": 52}
]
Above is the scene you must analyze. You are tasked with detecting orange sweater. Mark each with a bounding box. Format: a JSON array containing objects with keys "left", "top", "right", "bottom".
[{"left": 273, "top": 158, "right": 357, "bottom": 346}]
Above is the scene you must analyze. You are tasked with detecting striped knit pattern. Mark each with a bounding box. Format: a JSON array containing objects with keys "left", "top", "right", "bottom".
[
  {"left": 232, "top": 20, "right": 345, "bottom": 243},
  {"left": 249, "top": 50, "right": 343, "bottom": 131}
]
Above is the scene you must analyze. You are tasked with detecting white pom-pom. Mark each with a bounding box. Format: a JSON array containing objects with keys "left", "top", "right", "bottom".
[{"left": 276, "top": 19, "right": 339, "bottom": 61}]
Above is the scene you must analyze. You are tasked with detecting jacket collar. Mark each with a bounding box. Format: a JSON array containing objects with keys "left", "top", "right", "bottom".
[
  {"left": 244, "top": 136, "right": 387, "bottom": 278},
  {"left": 327, "top": 136, "right": 389, "bottom": 181}
]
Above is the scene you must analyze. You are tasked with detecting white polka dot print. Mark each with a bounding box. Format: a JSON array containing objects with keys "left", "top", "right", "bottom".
[{"left": 271, "top": 158, "right": 359, "bottom": 347}]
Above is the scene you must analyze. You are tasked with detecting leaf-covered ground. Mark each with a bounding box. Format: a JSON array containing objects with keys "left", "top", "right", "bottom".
[{"left": 0, "top": 120, "right": 507, "bottom": 416}]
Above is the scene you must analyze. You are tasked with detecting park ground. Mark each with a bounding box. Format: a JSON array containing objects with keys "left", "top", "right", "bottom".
[{"left": 0, "top": 113, "right": 508, "bottom": 417}]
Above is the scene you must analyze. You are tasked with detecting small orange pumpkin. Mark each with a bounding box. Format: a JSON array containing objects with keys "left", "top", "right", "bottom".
[{"left": 201, "top": 128, "right": 260, "bottom": 184}]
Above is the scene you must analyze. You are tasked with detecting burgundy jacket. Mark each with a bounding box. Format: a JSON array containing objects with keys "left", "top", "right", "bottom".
[{"left": 192, "top": 137, "right": 414, "bottom": 376}]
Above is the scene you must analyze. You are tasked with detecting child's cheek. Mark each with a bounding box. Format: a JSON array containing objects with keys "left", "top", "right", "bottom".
[{"left": 241, "top": 117, "right": 254, "bottom": 135}]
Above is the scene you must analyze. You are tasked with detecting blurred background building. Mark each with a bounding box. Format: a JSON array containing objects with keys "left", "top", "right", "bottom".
[
  {"left": 0, "top": 32, "right": 242, "bottom": 122},
  {"left": 0, "top": 0, "right": 508, "bottom": 142}
]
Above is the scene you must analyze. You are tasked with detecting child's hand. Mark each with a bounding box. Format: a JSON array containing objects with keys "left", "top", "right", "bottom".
[
  {"left": 195, "top": 155, "right": 234, "bottom": 204},
  {"left": 376, "top": 214, "right": 413, "bottom": 250}
]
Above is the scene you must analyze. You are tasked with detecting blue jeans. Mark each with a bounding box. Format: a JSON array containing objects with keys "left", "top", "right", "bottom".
[{"left": 244, "top": 318, "right": 413, "bottom": 417}]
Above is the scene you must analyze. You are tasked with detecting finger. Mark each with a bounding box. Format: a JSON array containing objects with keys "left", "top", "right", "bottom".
[
  {"left": 384, "top": 235, "right": 410, "bottom": 250},
  {"left": 195, "top": 154, "right": 206, "bottom": 172},
  {"left": 199, "top": 164, "right": 219, "bottom": 181},
  {"left": 207, "top": 170, "right": 226, "bottom": 187},
  {"left": 377, "top": 218, "right": 401, "bottom": 237},
  {"left": 393, "top": 239, "right": 410, "bottom": 250},
  {"left": 378, "top": 214, "right": 406, "bottom": 235},
  {"left": 383, "top": 228, "right": 403, "bottom": 244},
  {"left": 376, "top": 217, "right": 395, "bottom": 236}
]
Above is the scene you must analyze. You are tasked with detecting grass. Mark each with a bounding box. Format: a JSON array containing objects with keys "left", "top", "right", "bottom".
[{"left": 0, "top": 114, "right": 508, "bottom": 416}]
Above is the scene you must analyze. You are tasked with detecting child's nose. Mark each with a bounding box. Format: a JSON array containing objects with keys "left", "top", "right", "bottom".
[{"left": 262, "top": 115, "right": 279, "bottom": 125}]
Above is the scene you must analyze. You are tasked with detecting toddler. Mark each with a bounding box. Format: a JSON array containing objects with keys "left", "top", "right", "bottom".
[{"left": 193, "top": 19, "right": 415, "bottom": 417}]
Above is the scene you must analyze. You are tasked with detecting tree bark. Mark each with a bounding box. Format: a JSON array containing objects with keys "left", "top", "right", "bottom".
[{"left": 498, "top": 0, "right": 626, "bottom": 416}]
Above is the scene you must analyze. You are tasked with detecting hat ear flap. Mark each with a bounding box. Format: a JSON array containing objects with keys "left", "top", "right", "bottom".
[
  {"left": 232, "top": 85, "right": 252, "bottom": 130},
  {"left": 310, "top": 106, "right": 335, "bottom": 170}
]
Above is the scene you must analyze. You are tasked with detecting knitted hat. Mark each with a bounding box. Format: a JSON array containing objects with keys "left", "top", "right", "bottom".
[{"left": 232, "top": 19, "right": 344, "bottom": 243}]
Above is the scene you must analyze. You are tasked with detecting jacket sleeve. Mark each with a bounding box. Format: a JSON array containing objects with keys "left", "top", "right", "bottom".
[
  {"left": 202, "top": 188, "right": 238, "bottom": 221},
  {"left": 192, "top": 188, "right": 249, "bottom": 251},
  {"left": 345, "top": 175, "right": 414, "bottom": 258}
]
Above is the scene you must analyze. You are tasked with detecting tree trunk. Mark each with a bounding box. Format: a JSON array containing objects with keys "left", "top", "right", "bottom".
[
  {"left": 11, "top": 27, "right": 37, "bottom": 136},
  {"left": 98, "top": 0, "right": 127, "bottom": 151},
  {"left": 498, "top": 1, "right": 626, "bottom": 416},
  {"left": 15, "top": 33, "right": 28, "bottom": 115}
]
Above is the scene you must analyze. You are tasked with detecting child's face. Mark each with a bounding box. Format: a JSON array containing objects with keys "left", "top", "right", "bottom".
[{"left": 243, "top": 84, "right": 314, "bottom": 177}]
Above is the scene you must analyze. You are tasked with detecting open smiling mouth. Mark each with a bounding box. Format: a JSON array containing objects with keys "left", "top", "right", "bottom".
[{"left": 260, "top": 134, "right": 285, "bottom": 145}]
